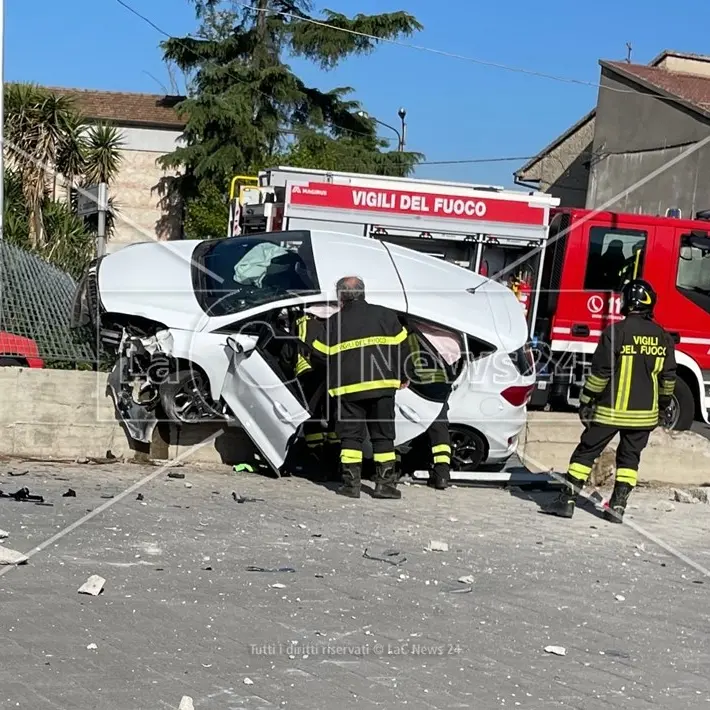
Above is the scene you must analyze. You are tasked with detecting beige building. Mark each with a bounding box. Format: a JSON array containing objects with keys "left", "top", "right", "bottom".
[{"left": 52, "top": 87, "right": 187, "bottom": 252}]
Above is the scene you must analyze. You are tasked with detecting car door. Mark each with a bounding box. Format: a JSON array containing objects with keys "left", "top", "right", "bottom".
[
  {"left": 394, "top": 388, "right": 444, "bottom": 444},
  {"left": 220, "top": 334, "right": 310, "bottom": 473}
]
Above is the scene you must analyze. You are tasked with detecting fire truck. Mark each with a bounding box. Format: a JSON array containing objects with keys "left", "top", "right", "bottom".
[{"left": 227, "top": 166, "right": 710, "bottom": 431}]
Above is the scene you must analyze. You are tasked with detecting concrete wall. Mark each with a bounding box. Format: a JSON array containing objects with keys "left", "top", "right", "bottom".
[
  {"left": 587, "top": 68, "right": 710, "bottom": 216},
  {"left": 108, "top": 126, "right": 184, "bottom": 253},
  {"left": 2, "top": 368, "right": 710, "bottom": 484}
]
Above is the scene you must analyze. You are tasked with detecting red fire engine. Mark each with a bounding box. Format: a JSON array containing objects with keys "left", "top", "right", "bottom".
[{"left": 227, "top": 166, "right": 710, "bottom": 431}]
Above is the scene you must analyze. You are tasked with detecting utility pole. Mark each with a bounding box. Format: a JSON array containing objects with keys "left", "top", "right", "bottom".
[{"left": 96, "top": 183, "right": 108, "bottom": 257}]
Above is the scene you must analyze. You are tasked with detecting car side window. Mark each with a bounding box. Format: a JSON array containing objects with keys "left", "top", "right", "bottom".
[{"left": 584, "top": 227, "right": 647, "bottom": 292}]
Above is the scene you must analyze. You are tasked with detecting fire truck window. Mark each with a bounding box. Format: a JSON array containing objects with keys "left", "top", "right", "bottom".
[
  {"left": 584, "top": 227, "right": 647, "bottom": 292},
  {"left": 677, "top": 233, "right": 710, "bottom": 312}
]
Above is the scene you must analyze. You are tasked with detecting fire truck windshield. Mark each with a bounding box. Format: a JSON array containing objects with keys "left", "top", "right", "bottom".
[
  {"left": 192, "top": 232, "right": 320, "bottom": 316},
  {"left": 677, "top": 233, "right": 710, "bottom": 311}
]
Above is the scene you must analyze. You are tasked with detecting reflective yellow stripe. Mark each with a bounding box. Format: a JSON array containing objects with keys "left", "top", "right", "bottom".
[
  {"left": 593, "top": 405, "right": 657, "bottom": 428},
  {"left": 329, "top": 379, "right": 401, "bottom": 397},
  {"left": 326, "top": 432, "right": 340, "bottom": 442},
  {"left": 295, "top": 316, "right": 312, "bottom": 375},
  {"left": 340, "top": 449, "right": 363, "bottom": 464},
  {"left": 305, "top": 433, "right": 325, "bottom": 443},
  {"left": 651, "top": 356, "right": 664, "bottom": 407},
  {"left": 313, "top": 327, "right": 407, "bottom": 356},
  {"left": 585, "top": 374, "right": 609, "bottom": 393},
  {"left": 432, "top": 444, "right": 451, "bottom": 454},
  {"left": 373, "top": 452, "right": 396, "bottom": 463},
  {"left": 579, "top": 392, "right": 592, "bottom": 404},
  {"left": 295, "top": 356, "right": 312, "bottom": 376},
  {"left": 433, "top": 455, "right": 450, "bottom": 464},
  {"left": 615, "top": 355, "right": 633, "bottom": 411},
  {"left": 660, "top": 380, "right": 675, "bottom": 396},
  {"left": 568, "top": 462, "right": 592, "bottom": 481},
  {"left": 616, "top": 467, "right": 638, "bottom": 486}
]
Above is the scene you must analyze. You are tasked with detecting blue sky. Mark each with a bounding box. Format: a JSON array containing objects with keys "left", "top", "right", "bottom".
[{"left": 7, "top": 0, "right": 710, "bottom": 187}]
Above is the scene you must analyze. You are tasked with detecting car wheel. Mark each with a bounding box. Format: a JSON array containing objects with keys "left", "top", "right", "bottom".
[
  {"left": 449, "top": 425, "right": 486, "bottom": 471},
  {"left": 666, "top": 377, "right": 694, "bottom": 431},
  {"left": 160, "top": 368, "right": 222, "bottom": 423},
  {"left": 0, "top": 357, "right": 27, "bottom": 367}
]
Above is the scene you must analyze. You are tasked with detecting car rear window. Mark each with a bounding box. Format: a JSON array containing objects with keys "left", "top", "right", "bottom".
[{"left": 510, "top": 343, "right": 535, "bottom": 377}]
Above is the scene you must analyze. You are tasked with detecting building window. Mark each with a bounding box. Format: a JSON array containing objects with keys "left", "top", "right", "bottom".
[{"left": 584, "top": 227, "right": 647, "bottom": 292}]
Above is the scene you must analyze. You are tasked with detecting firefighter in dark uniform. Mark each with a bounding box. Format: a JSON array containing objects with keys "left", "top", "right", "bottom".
[
  {"left": 293, "top": 310, "right": 339, "bottom": 474},
  {"left": 543, "top": 279, "right": 676, "bottom": 522},
  {"left": 310, "top": 276, "right": 411, "bottom": 500},
  {"left": 407, "top": 331, "right": 453, "bottom": 490}
]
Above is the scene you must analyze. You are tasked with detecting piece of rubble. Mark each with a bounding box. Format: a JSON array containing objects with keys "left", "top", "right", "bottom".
[
  {"left": 178, "top": 696, "right": 195, "bottom": 710},
  {"left": 168, "top": 472, "right": 185, "bottom": 479},
  {"left": 362, "top": 547, "right": 407, "bottom": 565},
  {"left": 78, "top": 575, "right": 106, "bottom": 596},
  {"left": 544, "top": 645, "right": 566, "bottom": 656},
  {"left": 63, "top": 489, "right": 77, "bottom": 498},
  {"left": 427, "top": 540, "right": 449, "bottom": 552},
  {"left": 86, "top": 643, "right": 98, "bottom": 650},
  {"left": 656, "top": 501, "right": 676, "bottom": 512},
  {"left": 458, "top": 575, "right": 475, "bottom": 584},
  {"left": 688, "top": 488, "right": 709, "bottom": 504},
  {"left": 184, "top": 482, "right": 193, "bottom": 489},
  {"left": 270, "top": 583, "right": 286, "bottom": 589},
  {"left": 0, "top": 547, "right": 28, "bottom": 565},
  {"left": 614, "top": 594, "right": 626, "bottom": 602},
  {"left": 672, "top": 489, "right": 696, "bottom": 504},
  {"left": 0, "top": 529, "right": 8, "bottom": 540},
  {"left": 243, "top": 677, "right": 254, "bottom": 685}
]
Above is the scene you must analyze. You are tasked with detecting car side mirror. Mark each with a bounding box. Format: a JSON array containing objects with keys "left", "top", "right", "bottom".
[{"left": 226, "top": 336, "right": 245, "bottom": 355}]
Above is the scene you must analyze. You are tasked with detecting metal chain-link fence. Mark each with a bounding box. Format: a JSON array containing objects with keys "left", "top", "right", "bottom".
[{"left": 0, "top": 240, "right": 97, "bottom": 364}]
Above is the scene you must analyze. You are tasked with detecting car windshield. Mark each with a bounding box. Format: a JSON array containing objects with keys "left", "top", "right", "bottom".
[
  {"left": 192, "top": 231, "right": 320, "bottom": 317},
  {"left": 677, "top": 233, "right": 710, "bottom": 313}
]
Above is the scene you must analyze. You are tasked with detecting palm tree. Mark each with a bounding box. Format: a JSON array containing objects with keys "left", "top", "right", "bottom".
[{"left": 83, "top": 123, "right": 124, "bottom": 185}]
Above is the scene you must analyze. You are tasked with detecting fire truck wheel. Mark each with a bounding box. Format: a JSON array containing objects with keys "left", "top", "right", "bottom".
[
  {"left": 449, "top": 425, "right": 487, "bottom": 471},
  {"left": 669, "top": 377, "right": 694, "bottom": 431}
]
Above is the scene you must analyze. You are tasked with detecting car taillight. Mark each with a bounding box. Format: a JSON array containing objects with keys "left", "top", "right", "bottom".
[{"left": 501, "top": 384, "right": 535, "bottom": 407}]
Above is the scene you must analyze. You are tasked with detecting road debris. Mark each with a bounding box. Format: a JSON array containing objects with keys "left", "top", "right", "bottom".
[
  {"left": 168, "top": 472, "right": 185, "bottom": 479},
  {"left": 0, "top": 487, "right": 44, "bottom": 503},
  {"left": 136, "top": 493, "right": 144, "bottom": 501},
  {"left": 78, "top": 575, "right": 106, "bottom": 596},
  {"left": 246, "top": 566, "right": 296, "bottom": 573},
  {"left": 0, "top": 529, "right": 9, "bottom": 540},
  {"left": 86, "top": 643, "right": 98, "bottom": 651},
  {"left": 243, "top": 677, "right": 254, "bottom": 685},
  {"left": 62, "top": 489, "right": 77, "bottom": 498},
  {"left": 672, "top": 489, "right": 696, "bottom": 504},
  {"left": 544, "top": 645, "right": 566, "bottom": 656},
  {"left": 232, "top": 492, "right": 264, "bottom": 503},
  {"left": 688, "top": 488, "right": 709, "bottom": 504},
  {"left": 178, "top": 696, "right": 195, "bottom": 710},
  {"left": 234, "top": 463, "right": 255, "bottom": 473},
  {"left": 184, "top": 482, "right": 193, "bottom": 489},
  {"left": 0, "top": 546, "right": 28, "bottom": 565},
  {"left": 270, "top": 583, "right": 286, "bottom": 589},
  {"left": 427, "top": 540, "right": 449, "bottom": 552},
  {"left": 362, "top": 547, "right": 407, "bottom": 566},
  {"left": 654, "top": 501, "right": 676, "bottom": 513},
  {"left": 458, "top": 575, "right": 475, "bottom": 584},
  {"left": 8, "top": 469, "right": 28, "bottom": 477},
  {"left": 100, "top": 494, "right": 114, "bottom": 499},
  {"left": 615, "top": 594, "right": 626, "bottom": 602}
]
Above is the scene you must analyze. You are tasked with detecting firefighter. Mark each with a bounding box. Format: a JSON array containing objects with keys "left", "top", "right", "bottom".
[
  {"left": 407, "top": 330, "right": 453, "bottom": 490},
  {"left": 293, "top": 309, "right": 339, "bottom": 476},
  {"left": 310, "top": 276, "right": 411, "bottom": 500},
  {"left": 543, "top": 279, "right": 676, "bottom": 522}
]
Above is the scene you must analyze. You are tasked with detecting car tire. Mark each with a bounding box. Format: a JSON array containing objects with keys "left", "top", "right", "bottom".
[
  {"left": 668, "top": 377, "right": 694, "bottom": 431},
  {"left": 449, "top": 425, "right": 487, "bottom": 472},
  {"left": 159, "top": 367, "right": 221, "bottom": 423},
  {"left": 0, "top": 357, "right": 27, "bottom": 367}
]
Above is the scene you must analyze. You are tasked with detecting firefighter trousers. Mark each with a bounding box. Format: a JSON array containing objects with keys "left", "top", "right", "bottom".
[
  {"left": 299, "top": 373, "right": 339, "bottom": 453},
  {"left": 567, "top": 424, "right": 652, "bottom": 488},
  {"left": 426, "top": 402, "right": 451, "bottom": 478},
  {"left": 335, "top": 395, "right": 396, "bottom": 468}
]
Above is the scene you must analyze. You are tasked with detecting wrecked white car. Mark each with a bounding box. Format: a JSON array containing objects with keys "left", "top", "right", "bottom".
[{"left": 71, "top": 230, "right": 535, "bottom": 474}]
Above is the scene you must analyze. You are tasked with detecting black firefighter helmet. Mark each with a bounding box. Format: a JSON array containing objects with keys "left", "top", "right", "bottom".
[{"left": 621, "top": 278, "right": 657, "bottom": 317}]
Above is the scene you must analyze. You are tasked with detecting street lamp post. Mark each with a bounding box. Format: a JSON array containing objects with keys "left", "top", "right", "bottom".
[{"left": 357, "top": 109, "right": 407, "bottom": 152}]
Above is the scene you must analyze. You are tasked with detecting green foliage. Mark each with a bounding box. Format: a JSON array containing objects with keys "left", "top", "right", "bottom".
[
  {"left": 4, "top": 83, "right": 124, "bottom": 275},
  {"left": 160, "top": 0, "right": 424, "bottom": 210},
  {"left": 184, "top": 180, "right": 229, "bottom": 238}
]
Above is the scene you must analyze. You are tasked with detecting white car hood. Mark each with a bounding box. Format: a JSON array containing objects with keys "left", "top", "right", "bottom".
[
  {"left": 98, "top": 241, "right": 206, "bottom": 329},
  {"left": 383, "top": 242, "right": 527, "bottom": 353}
]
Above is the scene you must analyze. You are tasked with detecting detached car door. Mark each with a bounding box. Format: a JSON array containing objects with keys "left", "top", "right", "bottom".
[{"left": 220, "top": 334, "right": 310, "bottom": 472}]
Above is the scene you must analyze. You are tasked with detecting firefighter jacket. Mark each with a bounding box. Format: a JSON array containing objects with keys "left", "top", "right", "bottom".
[
  {"left": 310, "top": 299, "right": 411, "bottom": 400},
  {"left": 579, "top": 314, "right": 677, "bottom": 429}
]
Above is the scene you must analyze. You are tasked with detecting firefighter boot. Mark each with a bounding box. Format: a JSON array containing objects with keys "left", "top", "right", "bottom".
[
  {"left": 604, "top": 482, "right": 633, "bottom": 523},
  {"left": 336, "top": 463, "right": 361, "bottom": 499},
  {"left": 428, "top": 464, "right": 450, "bottom": 490},
  {"left": 541, "top": 473, "right": 583, "bottom": 518},
  {"left": 372, "top": 462, "right": 401, "bottom": 500}
]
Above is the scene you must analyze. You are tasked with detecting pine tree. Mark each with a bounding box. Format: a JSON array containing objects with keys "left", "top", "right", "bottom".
[{"left": 160, "top": 0, "right": 424, "bottom": 234}]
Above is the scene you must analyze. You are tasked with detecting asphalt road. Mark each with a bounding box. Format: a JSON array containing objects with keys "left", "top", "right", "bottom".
[{"left": 1, "top": 462, "right": 709, "bottom": 709}]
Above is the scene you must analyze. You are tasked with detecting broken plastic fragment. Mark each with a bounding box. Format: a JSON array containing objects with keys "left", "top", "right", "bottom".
[
  {"left": 544, "top": 645, "right": 566, "bottom": 656},
  {"left": 243, "top": 677, "right": 254, "bottom": 685},
  {"left": 178, "top": 696, "right": 194, "bottom": 710},
  {"left": 458, "top": 575, "right": 475, "bottom": 584},
  {"left": 427, "top": 541, "right": 449, "bottom": 552},
  {"left": 78, "top": 575, "right": 106, "bottom": 596},
  {"left": 362, "top": 547, "right": 407, "bottom": 566},
  {"left": 234, "top": 463, "right": 255, "bottom": 473}
]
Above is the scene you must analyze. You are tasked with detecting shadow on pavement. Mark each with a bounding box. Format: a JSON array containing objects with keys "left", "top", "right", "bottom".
[{"left": 507, "top": 476, "right": 608, "bottom": 521}]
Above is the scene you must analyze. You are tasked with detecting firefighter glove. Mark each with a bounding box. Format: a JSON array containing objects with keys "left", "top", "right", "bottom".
[{"left": 578, "top": 402, "right": 595, "bottom": 427}]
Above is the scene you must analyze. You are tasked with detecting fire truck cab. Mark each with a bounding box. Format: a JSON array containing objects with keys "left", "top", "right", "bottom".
[{"left": 226, "top": 166, "right": 710, "bottom": 431}]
